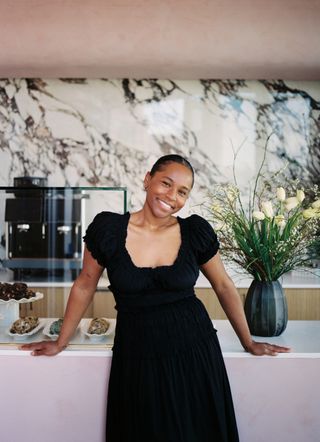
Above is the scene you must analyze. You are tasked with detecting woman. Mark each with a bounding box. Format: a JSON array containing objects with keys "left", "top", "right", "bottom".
[{"left": 21, "top": 154, "right": 290, "bottom": 441}]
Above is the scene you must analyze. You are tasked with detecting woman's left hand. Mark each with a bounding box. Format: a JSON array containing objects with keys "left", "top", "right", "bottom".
[{"left": 245, "top": 341, "right": 291, "bottom": 356}]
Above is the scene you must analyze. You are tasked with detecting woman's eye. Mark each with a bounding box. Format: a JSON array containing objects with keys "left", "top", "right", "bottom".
[
  {"left": 179, "top": 190, "right": 187, "bottom": 197},
  {"left": 162, "top": 181, "right": 170, "bottom": 187}
]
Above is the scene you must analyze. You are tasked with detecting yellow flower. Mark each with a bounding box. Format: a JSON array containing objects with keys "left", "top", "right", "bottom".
[
  {"left": 275, "top": 215, "right": 286, "bottom": 228},
  {"left": 226, "top": 187, "right": 238, "bottom": 203},
  {"left": 312, "top": 199, "right": 320, "bottom": 209},
  {"left": 296, "top": 189, "right": 305, "bottom": 203},
  {"left": 285, "top": 196, "right": 299, "bottom": 211},
  {"left": 261, "top": 201, "right": 274, "bottom": 218},
  {"left": 252, "top": 211, "right": 265, "bottom": 221},
  {"left": 276, "top": 187, "right": 286, "bottom": 201},
  {"left": 211, "top": 204, "right": 223, "bottom": 214},
  {"left": 203, "top": 137, "right": 320, "bottom": 283},
  {"left": 214, "top": 221, "right": 226, "bottom": 231},
  {"left": 302, "top": 208, "right": 316, "bottom": 219}
]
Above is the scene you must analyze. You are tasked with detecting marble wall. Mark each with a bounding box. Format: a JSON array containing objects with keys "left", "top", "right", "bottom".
[{"left": 0, "top": 79, "right": 319, "bottom": 213}]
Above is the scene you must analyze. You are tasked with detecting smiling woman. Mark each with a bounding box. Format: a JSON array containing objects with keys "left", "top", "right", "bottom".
[
  {"left": 145, "top": 154, "right": 194, "bottom": 213},
  {"left": 20, "top": 154, "right": 290, "bottom": 442},
  {"left": 124, "top": 158, "right": 193, "bottom": 269}
]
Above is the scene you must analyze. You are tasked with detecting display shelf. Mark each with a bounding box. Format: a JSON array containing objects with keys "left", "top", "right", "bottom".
[
  {"left": 0, "top": 185, "right": 126, "bottom": 344},
  {"left": 0, "top": 292, "right": 44, "bottom": 326},
  {"left": 0, "top": 317, "right": 116, "bottom": 347}
]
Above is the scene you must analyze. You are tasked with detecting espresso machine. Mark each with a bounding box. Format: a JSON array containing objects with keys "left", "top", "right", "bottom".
[{"left": 3, "top": 177, "right": 84, "bottom": 281}]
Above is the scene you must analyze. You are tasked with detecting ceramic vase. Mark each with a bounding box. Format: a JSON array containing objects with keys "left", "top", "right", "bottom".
[{"left": 244, "top": 280, "right": 288, "bottom": 337}]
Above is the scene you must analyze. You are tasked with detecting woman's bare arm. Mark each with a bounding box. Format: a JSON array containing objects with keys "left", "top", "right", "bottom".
[
  {"left": 200, "top": 252, "right": 291, "bottom": 356},
  {"left": 20, "top": 247, "right": 104, "bottom": 356}
]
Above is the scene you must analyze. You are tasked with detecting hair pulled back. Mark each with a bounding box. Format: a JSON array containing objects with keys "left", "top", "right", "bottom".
[{"left": 149, "top": 154, "right": 194, "bottom": 187}]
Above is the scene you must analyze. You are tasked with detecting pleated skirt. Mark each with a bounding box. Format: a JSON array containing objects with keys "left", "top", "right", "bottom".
[{"left": 106, "top": 296, "right": 239, "bottom": 442}]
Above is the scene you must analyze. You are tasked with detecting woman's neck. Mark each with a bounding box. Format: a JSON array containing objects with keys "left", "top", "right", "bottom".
[{"left": 129, "top": 207, "right": 177, "bottom": 231}]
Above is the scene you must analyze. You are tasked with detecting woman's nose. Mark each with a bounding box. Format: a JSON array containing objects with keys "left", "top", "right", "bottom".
[{"left": 166, "top": 187, "right": 177, "bottom": 200}]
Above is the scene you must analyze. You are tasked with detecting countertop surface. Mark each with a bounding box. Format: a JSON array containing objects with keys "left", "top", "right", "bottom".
[
  {"left": 214, "top": 320, "right": 320, "bottom": 357},
  {"left": 1, "top": 320, "right": 319, "bottom": 358}
]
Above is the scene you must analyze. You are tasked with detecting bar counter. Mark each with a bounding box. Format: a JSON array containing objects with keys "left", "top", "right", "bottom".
[{"left": 0, "top": 320, "right": 319, "bottom": 442}]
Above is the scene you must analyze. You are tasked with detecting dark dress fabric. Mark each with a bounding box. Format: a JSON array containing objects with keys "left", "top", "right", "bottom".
[{"left": 84, "top": 211, "right": 239, "bottom": 442}]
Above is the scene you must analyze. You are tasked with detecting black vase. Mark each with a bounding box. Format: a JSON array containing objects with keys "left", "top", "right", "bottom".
[{"left": 244, "top": 280, "right": 288, "bottom": 337}]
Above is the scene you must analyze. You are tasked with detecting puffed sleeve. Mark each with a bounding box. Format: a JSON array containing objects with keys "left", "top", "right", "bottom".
[
  {"left": 83, "top": 211, "right": 118, "bottom": 267},
  {"left": 189, "top": 214, "right": 220, "bottom": 265}
]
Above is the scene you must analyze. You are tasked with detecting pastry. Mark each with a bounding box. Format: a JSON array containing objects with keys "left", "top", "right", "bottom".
[
  {"left": 49, "top": 318, "right": 64, "bottom": 335},
  {"left": 10, "top": 316, "right": 39, "bottom": 334},
  {"left": 88, "top": 318, "right": 109, "bottom": 335},
  {"left": 0, "top": 282, "right": 36, "bottom": 301}
]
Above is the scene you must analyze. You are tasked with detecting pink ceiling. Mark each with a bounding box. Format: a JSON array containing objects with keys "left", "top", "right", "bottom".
[{"left": 0, "top": 0, "right": 319, "bottom": 79}]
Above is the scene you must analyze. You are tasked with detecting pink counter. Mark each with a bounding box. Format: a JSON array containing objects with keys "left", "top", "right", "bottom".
[{"left": 1, "top": 321, "right": 319, "bottom": 442}]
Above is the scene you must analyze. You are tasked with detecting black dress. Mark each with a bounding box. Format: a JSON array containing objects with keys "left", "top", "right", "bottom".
[{"left": 84, "top": 211, "right": 239, "bottom": 442}]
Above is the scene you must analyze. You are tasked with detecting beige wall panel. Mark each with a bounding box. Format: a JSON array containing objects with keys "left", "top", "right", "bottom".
[
  {"left": 92, "top": 291, "right": 117, "bottom": 318},
  {"left": 195, "top": 289, "right": 245, "bottom": 320},
  {"left": 19, "top": 287, "right": 320, "bottom": 321},
  {"left": 195, "top": 288, "right": 320, "bottom": 321},
  {"left": 284, "top": 288, "right": 320, "bottom": 320},
  {"left": 20, "top": 287, "right": 94, "bottom": 318}
]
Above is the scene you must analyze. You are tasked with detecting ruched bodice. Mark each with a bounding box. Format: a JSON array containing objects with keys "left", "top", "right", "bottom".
[
  {"left": 83, "top": 211, "right": 239, "bottom": 442},
  {"left": 84, "top": 211, "right": 219, "bottom": 310}
]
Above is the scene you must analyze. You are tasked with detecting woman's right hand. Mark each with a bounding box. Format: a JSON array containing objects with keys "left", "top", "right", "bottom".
[{"left": 19, "top": 340, "right": 66, "bottom": 357}]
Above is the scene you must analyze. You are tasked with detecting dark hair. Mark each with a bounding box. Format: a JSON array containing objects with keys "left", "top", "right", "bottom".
[{"left": 150, "top": 154, "right": 194, "bottom": 187}]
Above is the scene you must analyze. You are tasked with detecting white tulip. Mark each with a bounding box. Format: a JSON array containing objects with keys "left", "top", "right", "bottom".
[
  {"left": 276, "top": 187, "right": 286, "bottom": 201},
  {"left": 252, "top": 211, "right": 265, "bottom": 221},
  {"left": 284, "top": 196, "right": 299, "bottom": 211},
  {"left": 312, "top": 199, "right": 320, "bottom": 209},
  {"left": 261, "top": 201, "right": 274, "bottom": 218},
  {"left": 296, "top": 189, "right": 305, "bottom": 203}
]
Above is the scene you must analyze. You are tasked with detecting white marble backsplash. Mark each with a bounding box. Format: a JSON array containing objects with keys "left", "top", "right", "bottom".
[{"left": 0, "top": 79, "right": 319, "bottom": 212}]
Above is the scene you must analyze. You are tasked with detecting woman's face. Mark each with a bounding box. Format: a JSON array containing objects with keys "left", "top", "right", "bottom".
[{"left": 143, "top": 162, "right": 193, "bottom": 217}]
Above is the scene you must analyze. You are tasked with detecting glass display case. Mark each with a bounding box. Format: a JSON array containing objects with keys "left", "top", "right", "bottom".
[{"left": 0, "top": 184, "right": 127, "bottom": 346}]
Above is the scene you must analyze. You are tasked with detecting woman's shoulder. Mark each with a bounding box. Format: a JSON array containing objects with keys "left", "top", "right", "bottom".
[
  {"left": 183, "top": 213, "right": 214, "bottom": 231},
  {"left": 84, "top": 211, "right": 125, "bottom": 240},
  {"left": 182, "top": 213, "right": 219, "bottom": 265},
  {"left": 92, "top": 210, "right": 127, "bottom": 219},
  {"left": 90, "top": 210, "right": 127, "bottom": 226},
  {"left": 83, "top": 211, "right": 127, "bottom": 266}
]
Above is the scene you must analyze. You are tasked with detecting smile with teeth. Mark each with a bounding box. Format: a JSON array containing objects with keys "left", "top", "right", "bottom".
[{"left": 158, "top": 199, "right": 174, "bottom": 210}]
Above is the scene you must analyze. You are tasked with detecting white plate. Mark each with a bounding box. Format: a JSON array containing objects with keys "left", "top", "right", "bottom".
[
  {"left": 43, "top": 318, "right": 65, "bottom": 340},
  {"left": 0, "top": 291, "right": 44, "bottom": 305},
  {"left": 81, "top": 318, "right": 115, "bottom": 341},
  {"left": 7, "top": 318, "right": 46, "bottom": 340}
]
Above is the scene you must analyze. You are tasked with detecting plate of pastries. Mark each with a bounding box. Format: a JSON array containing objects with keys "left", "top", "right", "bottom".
[{"left": 0, "top": 282, "right": 43, "bottom": 304}]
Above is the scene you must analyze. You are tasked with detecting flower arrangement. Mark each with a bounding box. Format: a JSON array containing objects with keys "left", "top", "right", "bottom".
[{"left": 204, "top": 143, "right": 320, "bottom": 282}]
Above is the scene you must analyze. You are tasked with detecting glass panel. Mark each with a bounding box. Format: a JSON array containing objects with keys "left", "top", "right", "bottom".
[{"left": 0, "top": 186, "right": 126, "bottom": 346}]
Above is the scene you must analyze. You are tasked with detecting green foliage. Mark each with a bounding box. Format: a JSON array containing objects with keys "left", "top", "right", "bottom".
[{"left": 204, "top": 143, "right": 320, "bottom": 282}]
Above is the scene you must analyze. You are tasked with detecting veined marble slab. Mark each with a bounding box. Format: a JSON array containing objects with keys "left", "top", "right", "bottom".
[{"left": 0, "top": 79, "right": 319, "bottom": 214}]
